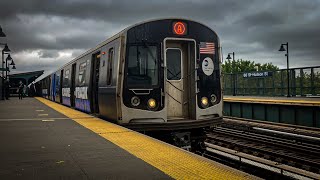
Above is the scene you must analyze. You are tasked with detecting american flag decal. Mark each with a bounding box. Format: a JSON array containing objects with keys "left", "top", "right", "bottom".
[{"left": 200, "top": 42, "right": 215, "bottom": 54}]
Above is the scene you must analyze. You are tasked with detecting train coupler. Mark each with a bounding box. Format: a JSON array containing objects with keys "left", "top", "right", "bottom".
[{"left": 171, "top": 132, "right": 191, "bottom": 151}]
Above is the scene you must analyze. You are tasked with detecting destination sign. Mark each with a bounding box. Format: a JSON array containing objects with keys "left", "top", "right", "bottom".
[{"left": 172, "top": 21, "right": 187, "bottom": 35}]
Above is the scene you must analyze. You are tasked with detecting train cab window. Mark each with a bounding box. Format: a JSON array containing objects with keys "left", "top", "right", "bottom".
[
  {"left": 166, "top": 49, "right": 182, "bottom": 80},
  {"left": 106, "top": 48, "right": 114, "bottom": 86},
  {"left": 126, "top": 45, "right": 158, "bottom": 87}
]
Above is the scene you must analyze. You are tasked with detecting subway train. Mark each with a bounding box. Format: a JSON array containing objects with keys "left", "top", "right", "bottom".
[{"left": 34, "top": 18, "right": 223, "bottom": 149}]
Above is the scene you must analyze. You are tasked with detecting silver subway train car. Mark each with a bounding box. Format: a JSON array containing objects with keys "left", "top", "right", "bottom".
[{"left": 36, "top": 18, "right": 223, "bottom": 148}]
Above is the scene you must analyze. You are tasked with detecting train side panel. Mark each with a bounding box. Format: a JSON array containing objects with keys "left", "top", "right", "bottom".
[
  {"left": 74, "top": 55, "right": 91, "bottom": 113},
  {"left": 41, "top": 76, "right": 50, "bottom": 99},
  {"left": 50, "top": 73, "right": 56, "bottom": 101},
  {"left": 47, "top": 75, "right": 52, "bottom": 100},
  {"left": 61, "top": 65, "right": 72, "bottom": 106},
  {"left": 54, "top": 70, "right": 61, "bottom": 103},
  {"left": 97, "top": 38, "right": 121, "bottom": 122}
]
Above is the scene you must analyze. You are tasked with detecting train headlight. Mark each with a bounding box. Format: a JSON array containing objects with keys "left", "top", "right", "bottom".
[
  {"left": 131, "top": 96, "right": 140, "bottom": 107},
  {"left": 148, "top": 98, "right": 156, "bottom": 109},
  {"left": 210, "top": 94, "right": 217, "bottom": 104},
  {"left": 201, "top": 97, "right": 209, "bottom": 108}
]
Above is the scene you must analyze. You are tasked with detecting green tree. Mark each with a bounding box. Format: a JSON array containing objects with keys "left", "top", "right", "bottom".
[{"left": 222, "top": 59, "right": 279, "bottom": 73}]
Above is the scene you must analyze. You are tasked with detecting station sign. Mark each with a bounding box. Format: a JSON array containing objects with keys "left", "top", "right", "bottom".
[{"left": 243, "top": 71, "right": 273, "bottom": 78}]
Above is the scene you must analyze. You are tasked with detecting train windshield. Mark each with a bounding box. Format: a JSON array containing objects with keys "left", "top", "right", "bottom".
[{"left": 126, "top": 45, "right": 159, "bottom": 87}]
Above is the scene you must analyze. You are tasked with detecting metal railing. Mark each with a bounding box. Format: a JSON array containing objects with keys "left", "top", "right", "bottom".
[{"left": 223, "top": 66, "right": 320, "bottom": 97}]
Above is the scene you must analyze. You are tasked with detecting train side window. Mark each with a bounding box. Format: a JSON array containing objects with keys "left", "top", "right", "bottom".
[
  {"left": 64, "top": 69, "right": 70, "bottom": 87},
  {"left": 78, "top": 62, "right": 87, "bottom": 86},
  {"left": 106, "top": 48, "right": 114, "bottom": 86}
]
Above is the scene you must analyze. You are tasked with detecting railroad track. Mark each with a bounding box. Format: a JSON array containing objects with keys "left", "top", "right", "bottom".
[
  {"left": 223, "top": 116, "right": 320, "bottom": 140},
  {"left": 203, "top": 120, "right": 320, "bottom": 179}
]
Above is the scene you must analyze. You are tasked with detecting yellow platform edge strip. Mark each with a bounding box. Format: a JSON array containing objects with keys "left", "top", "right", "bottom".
[{"left": 35, "top": 97, "right": 254, "bottom": 180}]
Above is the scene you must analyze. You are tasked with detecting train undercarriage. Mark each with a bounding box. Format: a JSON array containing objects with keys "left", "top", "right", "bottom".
[{"left": 144, "top": 128, "right": 207, "bottom": 152}]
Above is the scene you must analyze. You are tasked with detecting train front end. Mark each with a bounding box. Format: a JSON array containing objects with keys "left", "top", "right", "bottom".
[{"left": 120, "top": 19, "right": 222, "bottom": 135}]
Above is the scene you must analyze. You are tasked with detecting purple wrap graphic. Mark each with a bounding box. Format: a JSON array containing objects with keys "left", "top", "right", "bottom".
[
  {"left": 62, "top": 97, "right": 71, "bottom": 106},
  {"left": 75, "top": 98, "right": 91, "bottom": 113}
]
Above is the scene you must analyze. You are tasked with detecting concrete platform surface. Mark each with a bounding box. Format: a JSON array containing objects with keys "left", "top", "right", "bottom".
[
  {"left": 0, "top": 97, "right": 256, "bottom": 180},
  {"left": 0, "top": 98, "right": 170, "bottom": 179}
]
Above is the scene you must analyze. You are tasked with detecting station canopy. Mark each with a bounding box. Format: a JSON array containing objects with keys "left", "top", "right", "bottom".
[{"left": 8, "top": 70, "right": 44, "bottom": 86}]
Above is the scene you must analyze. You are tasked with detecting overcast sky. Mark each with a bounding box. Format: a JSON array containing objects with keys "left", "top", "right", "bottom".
[{"left": 1, "top": 0, "right": 319, "bottom": 76}]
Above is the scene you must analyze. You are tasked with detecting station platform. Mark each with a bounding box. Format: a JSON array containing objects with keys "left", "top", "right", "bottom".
[
  {"left": 0, "top": 97, "right": 255, "bottom": 179},
  {"left": 224, "top": 95, "right": 320, "bottom": 106},
  {"left": 223, "top": 96, "right": 320, "bottom": 128}
]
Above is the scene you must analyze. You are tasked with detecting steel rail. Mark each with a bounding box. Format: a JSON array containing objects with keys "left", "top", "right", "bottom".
[
  {"left": 206, "top": 133, "right": 320, "bottom": 169},
  {"left": 204, "top": 142, "right": 320, "bottom": 180},
  {"left": 206, "top": 128, "right": 320, "bottom": 173},
  {"left": 223, "top": 116, "right": 320, "bottom": 137},
  {"left": 213, "top": 127, "right": 320, "bottom": 155}
]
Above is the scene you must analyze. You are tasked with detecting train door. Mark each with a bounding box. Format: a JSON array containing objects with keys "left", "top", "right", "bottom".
[
  {"left": 165, "top": 40, "right": 196, "bottom": 120},
  {"left": 70, "top": 63, "right": 76, "bottom": 107},
  {"left": 52, "top": 74, "right": 56, "bottom": 101},
  {"left": 60, "top": 69, "right": 63, "bottom": 103},
  {"left": 91, "top": 52, "right": 100, "bottom": 114},
  {"left": 48, "top": 76, "right": 51, "bottom": 99}
]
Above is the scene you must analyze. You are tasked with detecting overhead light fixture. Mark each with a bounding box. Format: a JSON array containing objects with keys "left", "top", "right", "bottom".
[
  {"left": 278, "top": 44, "right": 286, "bottom": 52},
  {"left": 226, "top": 54, "right": 232, "bottom": 60},
  {"left": 0, "top": 26, "right": 6, "bottom": 37},
  {"left": 3, "top": 44, "right": 10, "bottom": 52},
  {"left": 10, "top": 60, "right": 15, "bottom": 66},
  {"left": 6, "top": 54, "right": 12, "bottom": 61}
]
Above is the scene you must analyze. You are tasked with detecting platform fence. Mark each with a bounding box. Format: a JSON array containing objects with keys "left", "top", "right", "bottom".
[{"left": 223, "top": 66, "right": 320, "bottom": 97}]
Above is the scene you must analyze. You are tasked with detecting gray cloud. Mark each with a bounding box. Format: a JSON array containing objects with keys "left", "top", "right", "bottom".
[
  {"left": 0, "top": 0, "right": 247, "bottom": 22},
  {"left": 0, "top": 0, "right": 319, "bottom": 75},
  {"left": 38, "top": 50, "right": 59, "bottom": 58}
]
